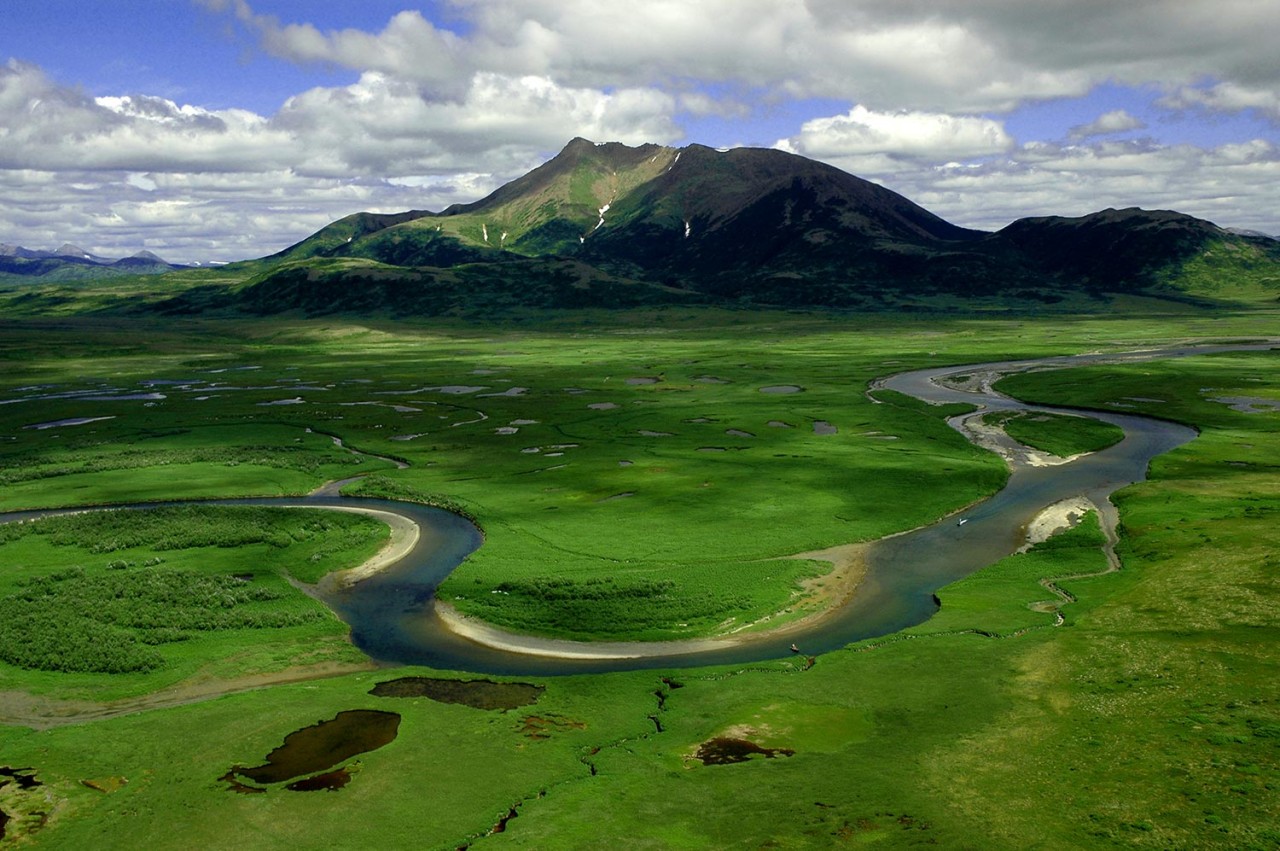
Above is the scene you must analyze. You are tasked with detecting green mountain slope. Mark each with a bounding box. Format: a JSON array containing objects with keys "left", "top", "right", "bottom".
[{"left": 152, "top": 139, "right": 1279, "bottom": 315}]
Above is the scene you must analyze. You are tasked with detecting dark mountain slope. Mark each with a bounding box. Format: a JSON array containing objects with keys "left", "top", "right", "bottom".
[
  {"left": 578, "top": 144, "right": 986, "bottom": 300},
  {"left": 268, "top": 210, "right": 436, "bottom": 263},
  {"left": 989, "top": 207, "right": 1229, "bottom": 292}
]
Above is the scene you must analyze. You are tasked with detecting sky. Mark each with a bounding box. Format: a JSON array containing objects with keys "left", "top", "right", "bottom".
[{"left": 2, "top": 0, "right": 1278, "bottom": 263}]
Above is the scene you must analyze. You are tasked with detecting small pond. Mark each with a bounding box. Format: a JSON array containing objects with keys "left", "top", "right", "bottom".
[
  {"left": 369, "top": 677, "right": 543, "bottom": 710},
  {"left": 223, "top": 709, "right": 400, "bottom": 792}
]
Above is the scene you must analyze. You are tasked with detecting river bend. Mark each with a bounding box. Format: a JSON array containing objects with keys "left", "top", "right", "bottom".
[{"left": 3, "top": 343, "right": 1272, "bottom": 676}]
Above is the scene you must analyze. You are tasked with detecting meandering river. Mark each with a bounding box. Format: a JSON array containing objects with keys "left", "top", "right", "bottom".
[{"left": 3, "top": 343, "right": 1272, "bottom": 677}]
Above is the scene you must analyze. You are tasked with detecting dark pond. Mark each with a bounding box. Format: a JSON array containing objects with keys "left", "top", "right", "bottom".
[
  {"left": 226, "top": 709, "right": 400, "bottom": 789},
  {"left": 695, "top": 737, "right": 795, "bottom": 765},
  {"left": 0, "top": 767, "right": 43, "bottom": 841},
  {"left": 0, "top": 767, "right": 40, "bottom": 790},
  {"left": 216, "top": 771, "right": 267, "bottom": 795},
  {"left": 286, "top": 768, "right": 352, "bottom": 792},
  {"left": 369, "top": 677, "right": 543, "bottom": 710}
]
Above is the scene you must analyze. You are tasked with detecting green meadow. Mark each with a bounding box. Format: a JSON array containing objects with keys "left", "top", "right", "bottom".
[
  {"left": 989, "top": 409, "right": 1126, "bottom": 458},
  {"left": 0, "top": 309, "right": 1277, "bottom": 848}
]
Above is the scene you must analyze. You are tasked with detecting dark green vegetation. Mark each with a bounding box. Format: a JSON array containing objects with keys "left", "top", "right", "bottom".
[
  {"left": 5, "top": 140, "right": 1279, "bottom": 316},
  {"left": 991, "top": 410, "right": 1126, "bottom": 458},
  {"left": 1, "top": 567, "right": 319, "bottom": 674},
  {"left": 0, "top": 505, "right": 386, "bottom": 696},
  {"left": 0, "top": 313, "right": 1276, "bottom": 848}
]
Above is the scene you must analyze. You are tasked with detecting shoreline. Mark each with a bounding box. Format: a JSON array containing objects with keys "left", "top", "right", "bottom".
[
  {"left": 306, "top": 505, "right": 422, "bottom": 588},
  {"left": 1018, "top": 496, "right": 1098, "bottom": 553},
  {"left": 435, "top": 540, "right": 873, "bottom": 660}
]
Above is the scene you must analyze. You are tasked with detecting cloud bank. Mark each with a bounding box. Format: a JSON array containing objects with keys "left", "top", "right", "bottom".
[{"left": 2, "top": 0, "right": 1277, "bottom": 261}]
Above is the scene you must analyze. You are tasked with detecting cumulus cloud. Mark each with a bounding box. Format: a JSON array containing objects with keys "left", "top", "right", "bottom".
[
  {"left": 6, "top": 1, "right": 1280, "bottom": 260},
  {"left": 0, "top": 57, "right": 679, "bottom": 259},
  {"left": 273, "top": 71, "right": 678, "bottom": 177},
  {"left": 203, "top": 0, "right": 1280, "bottom": 114},
  {"left": 1068, "top": 109, "right": 1147, "bottom": 141},
  {"left": 1160, "top": 82, "right": 1280, "bottom": 120},
  {"left": 0, "top": 60, "right": 293, "bottom": 173},
  {"left": 776, "top": 106, "right": 1014, "bottom": 172},
  {"left": 891, "top": 138, "right": 1280, "bottom": 234},
  {"left": 0, "top": 59, "right": 677, "bottom": 179}
]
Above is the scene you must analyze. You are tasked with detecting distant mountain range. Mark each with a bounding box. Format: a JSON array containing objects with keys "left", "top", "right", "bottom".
[
  {"left": 122, "top": 138, "right": 1280, "bottom": 313},
  {"left": 0, "top": 243, "right": 189, "bottom": 282}
]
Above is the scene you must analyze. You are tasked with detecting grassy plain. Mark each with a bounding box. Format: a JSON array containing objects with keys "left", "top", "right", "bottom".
[{"left": 0, "top": 309, "right": 1277, "bottom": 848}]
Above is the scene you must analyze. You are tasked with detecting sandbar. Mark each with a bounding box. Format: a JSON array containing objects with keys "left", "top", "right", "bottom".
[
  {"left": 435, "top": 540, "right": 870, "bottom": 660},
  {"left": 305, "top": 505, "right": 421, "bottom": 588}
]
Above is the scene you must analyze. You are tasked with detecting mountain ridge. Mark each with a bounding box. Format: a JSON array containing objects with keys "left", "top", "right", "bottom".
[
  {"left": 171, "top": 138, "right": 1280, "bottom": 314},
  {"left": 0, "top": 243, "right": 189, "bottom": 283}
]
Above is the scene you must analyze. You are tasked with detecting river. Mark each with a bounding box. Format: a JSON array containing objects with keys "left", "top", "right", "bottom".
[{"left": 3, "top": 343, "right": 1272, "bottom": 676}]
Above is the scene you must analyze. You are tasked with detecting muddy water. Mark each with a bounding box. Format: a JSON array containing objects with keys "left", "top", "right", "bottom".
[
  {"left": 369, "top": 677, "right": 543, "bottom": 709},
  {"left": 695, "top": 738, "right": 795, "bottom": 765},
  {"left": 228, "top": 709, "right": 400, "bottom": 787}
]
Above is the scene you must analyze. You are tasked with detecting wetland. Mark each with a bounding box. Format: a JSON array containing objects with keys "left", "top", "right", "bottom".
[
  {"left": 1, "top": 343, "right": 1235, "bottom": 677},
  {"left": 0, "top": 312, "right": 1277, "bottom": 849}
]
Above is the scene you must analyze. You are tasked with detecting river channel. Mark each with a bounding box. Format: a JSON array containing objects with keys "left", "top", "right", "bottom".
[{"left": 3, "top": 343, "right": 1272, "bottom": 676}]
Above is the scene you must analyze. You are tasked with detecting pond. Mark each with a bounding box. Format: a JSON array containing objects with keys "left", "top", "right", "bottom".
[
  {"left": 222, "top": 709, "right": 400, "bottom": 792},
  {"left": 369, "top": 677, "right": 543, "bottom": 710}
]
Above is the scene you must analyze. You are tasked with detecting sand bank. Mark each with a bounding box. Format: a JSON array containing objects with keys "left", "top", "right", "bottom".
[
  {"left": 435, "top": 540, "right": 870, "bottom": 660},
  {"left": 307, "top": 505, "right": 421, "bottom": 588}
]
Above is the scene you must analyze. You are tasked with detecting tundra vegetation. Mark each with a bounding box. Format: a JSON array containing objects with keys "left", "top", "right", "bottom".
[
  {"left": 987, "top": 409, "right": 1126, "bottom": 458},
  {"left": 0, "top": 308, "right": 1276, "bottom": 848}
]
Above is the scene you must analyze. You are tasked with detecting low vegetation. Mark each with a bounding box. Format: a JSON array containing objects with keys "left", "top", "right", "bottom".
[
  {"left": 0, "top": 505, "right": 386, "bottom": 685},
  {"left": 0, "top": 312, "right": 1276, "bottom": 848},
  {"left": 989, "top": 409, "right": 1126, "bottom": 457},
  {"left": 0, "top": 568, "right": 317, "bottom": 673}
]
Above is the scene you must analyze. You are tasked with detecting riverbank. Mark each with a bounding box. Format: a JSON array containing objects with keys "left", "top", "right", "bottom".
[
  {"left": 308, "top": 505, "right": 422, "bottom": 588},
  {"left": 437, "top": 540, "right": 873, "bottom": 659}
]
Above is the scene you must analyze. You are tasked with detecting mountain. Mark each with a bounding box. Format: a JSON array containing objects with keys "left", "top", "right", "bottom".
[
  {"left": 0, "top": 244, "right": 187, "bottom": 283},
  {"left": 1227, "top": 227, "right": 1278, "bottom": 241},
  {"left": 55, "top": 243, "right": 105, "bottom": 262},
  {"left": 174, "top": 139, "right": 1280, "bottom": 314}
]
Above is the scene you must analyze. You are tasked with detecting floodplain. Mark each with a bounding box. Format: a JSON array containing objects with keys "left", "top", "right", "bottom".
[{"left": 0, "top": 308, "right": 1277, "bottom": 848}]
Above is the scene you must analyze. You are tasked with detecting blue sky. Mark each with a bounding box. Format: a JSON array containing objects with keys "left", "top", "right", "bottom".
[{"left": 2, "top": 0, "right": 1277, "bottom": 261}]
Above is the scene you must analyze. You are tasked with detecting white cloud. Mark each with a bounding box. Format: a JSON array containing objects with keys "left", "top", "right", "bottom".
[
  {"left": 887, "top": 138, "right": 1280, "bottom": 234},
  {"left": 6, "top": 1, "right": 1280, "bottom": 260},
  {"left": 0, "top": 58, "right": 677, "bottom": 179},
  {"left": 1160, "top": 82, "right": 1280, "bottom": 120},
  {"left": 204, "top": 0, "right": 1280, "bottom": 115},
  {"left": 0, "top": 56, "right": 683, "bottom": 260},
  {"left": 1069, "top": 109, "right": 1147, "bottom": 141},
  {"left": 776, "top": 106, "right": 1013, "bottom": 169}
]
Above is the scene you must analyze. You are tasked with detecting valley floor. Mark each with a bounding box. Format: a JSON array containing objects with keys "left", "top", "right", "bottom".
[{"left": 0, "top": 310, "right": 1277, "bottom": 848}]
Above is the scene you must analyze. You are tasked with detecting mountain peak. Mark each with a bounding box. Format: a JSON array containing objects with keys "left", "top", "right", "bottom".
[{"left": 56, "top": 243, "right": 95, "bottom": 259}]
